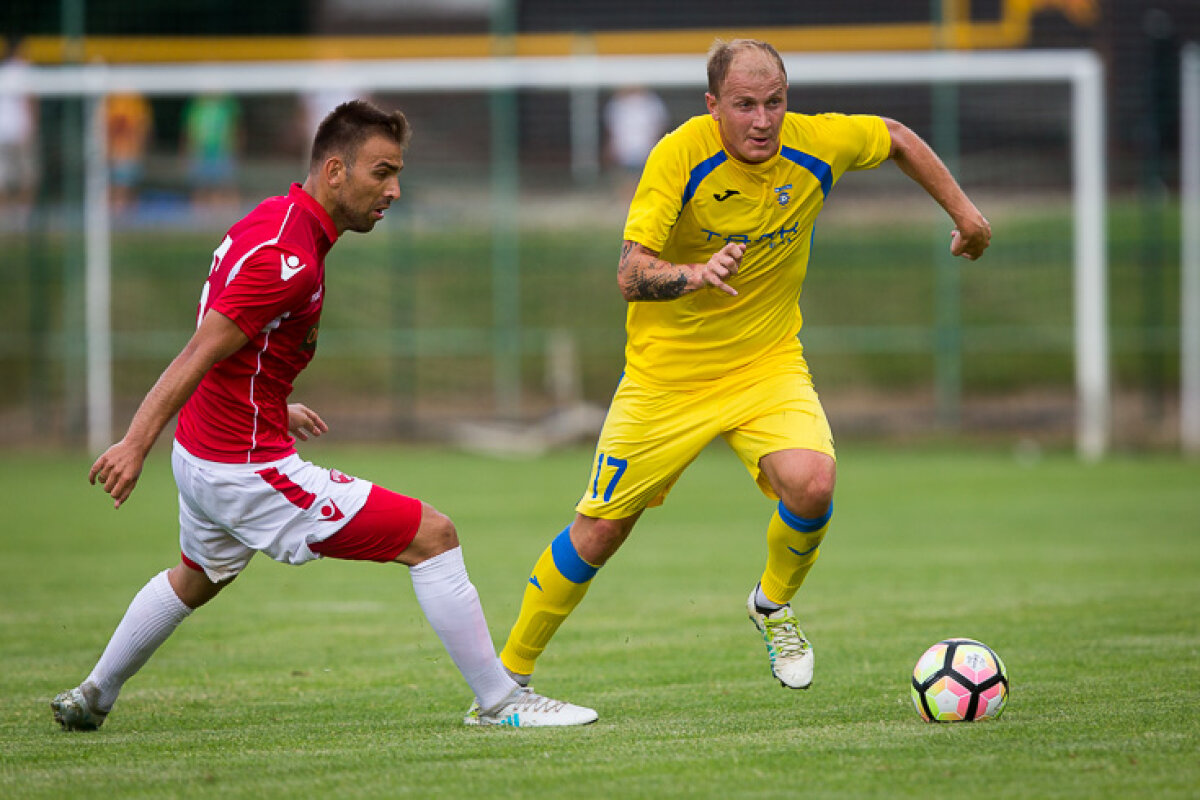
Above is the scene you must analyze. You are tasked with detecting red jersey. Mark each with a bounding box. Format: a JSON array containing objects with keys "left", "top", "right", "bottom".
[{"left": 175, "top": 183, "right": 339, "bottom": 463}]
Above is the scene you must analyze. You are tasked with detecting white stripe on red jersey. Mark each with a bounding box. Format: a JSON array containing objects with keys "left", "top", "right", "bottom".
[{"left": 175, "top": 183, "right": 339, "bottom": 464}]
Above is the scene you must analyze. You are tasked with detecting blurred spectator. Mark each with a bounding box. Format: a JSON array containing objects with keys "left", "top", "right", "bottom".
[
  {"left": 0, "top": 37, "right": 39, "bottom": 226},
  {"left": 603, "top": 86, "right": 669, "bottom": 199},
  {"left": 106, "top": 93, "right": 152, "bottom": 214},
  {"left": 182, "top": 92, "right": 242, "bottom": 213}
]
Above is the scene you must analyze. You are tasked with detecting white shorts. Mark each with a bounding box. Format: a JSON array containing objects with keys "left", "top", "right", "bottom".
[{"left": 173, "top": 441, "right": 373, "bottom": 582}]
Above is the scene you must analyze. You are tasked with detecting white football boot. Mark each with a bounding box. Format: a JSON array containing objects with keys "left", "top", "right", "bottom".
[
  {"left": 51, "top": 682, "right": 108, "bottom": 731},
  {"left": 464, "top": 686, "right": 598, "bottom": 727},
  {"left": 747, "top": 589, "right": 814, "bottom": 689}
]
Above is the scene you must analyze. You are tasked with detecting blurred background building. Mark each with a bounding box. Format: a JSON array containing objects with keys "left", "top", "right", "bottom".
[{"left": 1, "top": 0, "right": 1197, "bottom": 454}]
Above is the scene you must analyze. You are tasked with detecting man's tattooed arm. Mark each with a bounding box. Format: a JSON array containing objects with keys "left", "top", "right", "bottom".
[
  {"left": 617, "top": 240, "right": 692, "bottom": 301},
  {"left": 617, "top": 240, "right": 743, "bottom": 301}
]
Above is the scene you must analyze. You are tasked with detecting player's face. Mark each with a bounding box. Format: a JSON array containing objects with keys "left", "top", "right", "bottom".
[
  {"left": 706, "top": 52, "right": 787, "bottom": 164},
  {"left": 334, "top": 134, "right": 405, "bottom": 234}
]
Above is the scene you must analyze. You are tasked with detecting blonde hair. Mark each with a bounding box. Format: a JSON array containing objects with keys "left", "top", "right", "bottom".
[{"left": 706, "top": 38, "right": 787, "bottom": 98}]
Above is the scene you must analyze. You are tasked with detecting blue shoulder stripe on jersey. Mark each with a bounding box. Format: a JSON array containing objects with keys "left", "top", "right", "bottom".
[
  {"left": 781, "top": 146, "right": 833, "bottom": 198},
  {"left": 777, "top": 500, "right": 834, "bottom": 533},
  {"left": 681, "top": 150, "right": 729, "bottom": 207},
  {"left": 550, "top": 526, "right": 599, "bottom": 584}
]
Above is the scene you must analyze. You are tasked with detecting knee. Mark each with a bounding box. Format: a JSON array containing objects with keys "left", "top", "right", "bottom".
[
  {"left": 419, "top": 505, "right": 460, "bottom": 553},
  {"left": 808, "top": 463, "right": 837, "bottom": 509},
  {"left": 168, "top": 562, "right": 233, "bottom": 609},
  {"left": 573, "top": 514, "right": 638, "bottom": 566},
  {"left": 779, "top": 462, "right": 836, "bottom": 519},
  {"left": 400, "top": 504, "right": 460, "bottom": 565},
  {"left": 590, "top": 517, "right": 629, "bottom": 550}
]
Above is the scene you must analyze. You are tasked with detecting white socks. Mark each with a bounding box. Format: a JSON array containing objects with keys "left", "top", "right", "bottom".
[
  {"left": 82, "top": 552, "right": 516, "bottom": 715},
  {"left": 754, "top": 583, "right": 785, "bottom": 614},
  {"left": 409, "top": 547, "right": 518, "bottom": 712},
  {"left": 86, "top": 569, "right": 193, "bottom": 711}
]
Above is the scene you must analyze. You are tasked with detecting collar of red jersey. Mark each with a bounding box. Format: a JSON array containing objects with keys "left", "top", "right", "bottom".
[{"left": 288, "top": 183, "right": 339, "bottom": 244}]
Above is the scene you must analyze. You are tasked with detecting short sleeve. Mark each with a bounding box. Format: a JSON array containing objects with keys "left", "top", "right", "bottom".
[
  {"left": 843, "top": 114, "right": 892, "bottom": 171},
  {"left": 623, "top": 133, "right": 690, "bottom": 251},
  {"left": 210, "top": 246, "right": 319, "bottom": 339}
]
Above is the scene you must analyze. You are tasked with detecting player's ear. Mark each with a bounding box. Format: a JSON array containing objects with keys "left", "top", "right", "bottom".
[
  {"left": 705, "top": 92, "right": 719, "bottom": 119},
  {"left": 322, "top": 156, "right": 346, "bottom": 187}
]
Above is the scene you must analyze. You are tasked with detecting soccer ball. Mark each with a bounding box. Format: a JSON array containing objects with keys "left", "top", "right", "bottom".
[{"left": 910, "top": 638, "right": 1008, "bottom": 722}]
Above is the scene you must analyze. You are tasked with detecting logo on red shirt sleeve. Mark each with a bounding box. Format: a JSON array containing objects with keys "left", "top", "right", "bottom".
[{"left": 280, "top": 253, "right": 306, "bottom": 281}]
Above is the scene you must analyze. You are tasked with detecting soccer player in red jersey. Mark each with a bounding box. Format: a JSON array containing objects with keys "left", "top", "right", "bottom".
[{"left": 51, "top": 101, "right": 596, "bottom": 730}]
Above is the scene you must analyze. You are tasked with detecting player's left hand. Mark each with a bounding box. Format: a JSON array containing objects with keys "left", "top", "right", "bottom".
[
  {"left": 288, "top": 403, "right": 329, "bottom": 441},
  {"left": 950, "top": 215, "right": 991, "bottom": 261},
  {"left": 695, "top": 241, "right": 745, "bottom": 296}
]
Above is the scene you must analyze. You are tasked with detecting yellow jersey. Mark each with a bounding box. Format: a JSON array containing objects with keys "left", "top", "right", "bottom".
[{"left": 622, "top": 112, "right": 891, "bottom": 388}]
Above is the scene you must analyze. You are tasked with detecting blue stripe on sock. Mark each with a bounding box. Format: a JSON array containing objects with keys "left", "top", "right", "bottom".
[
  {"left": 777, "top": 501, "right": 833, "bottom": 533},
  {"left": 550, "top": 526, "right": 599, "bottom": 584}
]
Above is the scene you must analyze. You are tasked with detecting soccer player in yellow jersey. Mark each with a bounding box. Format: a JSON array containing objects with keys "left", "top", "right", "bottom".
[{"left": 493, "top": 38, "right": 991, "bottom": 712}]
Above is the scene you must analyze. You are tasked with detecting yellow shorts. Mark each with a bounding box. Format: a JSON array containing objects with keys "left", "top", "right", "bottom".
[{"left": 576, "top": 357, "right": 835, "bottom": 519}]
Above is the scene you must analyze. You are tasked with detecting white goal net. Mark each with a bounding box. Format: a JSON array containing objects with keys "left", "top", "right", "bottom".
[{"left": 0, "top": 50, "right": 1108, "bottom": 457}]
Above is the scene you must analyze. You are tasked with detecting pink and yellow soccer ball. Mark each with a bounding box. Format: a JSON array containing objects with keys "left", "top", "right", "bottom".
[{"left": 911, "top": 638, "right": 1008, "bottom": 722}]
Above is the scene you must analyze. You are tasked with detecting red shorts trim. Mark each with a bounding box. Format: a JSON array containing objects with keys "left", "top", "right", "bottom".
[
  {"left": 180, "top": 552, "right": 205, "bottom": 572},
  {"left": 309, "top": 485, "right": 422, "bottom": 563}
]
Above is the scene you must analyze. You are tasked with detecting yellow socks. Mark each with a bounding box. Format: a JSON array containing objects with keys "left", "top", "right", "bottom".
[
  {"left": 758, "top": 501, "right": 832, "bottom": 607},
  {"left": 499, "top": 504, "right": 830, "bottom": 677},
  {"left": 500, "top": 527, "right": 599, "bottom": 677}
]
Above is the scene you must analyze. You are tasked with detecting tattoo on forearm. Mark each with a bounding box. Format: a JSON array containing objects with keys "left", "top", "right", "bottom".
[
  {"left": 620, "top": 244, "right": 690, "bottom": 300},
  {"left": 629, "top": 267, "right": 689, "bottom": 300}
]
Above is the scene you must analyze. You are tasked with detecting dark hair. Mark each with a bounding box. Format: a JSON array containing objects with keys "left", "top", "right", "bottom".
[
  {"left": 309, "top": 100, "right": 411, "bottom": 171},
  {"left": 706, "top": 38, "right": 787, "bottom": 98}
]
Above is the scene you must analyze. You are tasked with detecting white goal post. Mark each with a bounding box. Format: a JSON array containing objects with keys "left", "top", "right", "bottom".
[
  {"left": 2, "top": 49, "right": 1108, "bottom": 459},
  {"left": 1182, "top": 43, "right": 1200, "bottom": 455}
]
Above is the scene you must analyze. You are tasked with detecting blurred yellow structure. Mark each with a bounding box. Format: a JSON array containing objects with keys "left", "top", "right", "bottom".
[{"left": 17, "top": 0, "right": 1099, "bottom": 64}]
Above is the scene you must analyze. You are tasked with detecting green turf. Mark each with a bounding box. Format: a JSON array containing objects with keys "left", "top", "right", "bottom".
[{"left": 2, "top": 442, "right": 1197, "bottom": 798}]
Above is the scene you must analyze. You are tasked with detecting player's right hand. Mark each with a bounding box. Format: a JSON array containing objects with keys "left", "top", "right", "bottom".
[
  {"left": 89, "top": 440, "right": 145, "bottom": 509},
  {"left": 697, "top": 242, "right": 745, "bottom": 296}
]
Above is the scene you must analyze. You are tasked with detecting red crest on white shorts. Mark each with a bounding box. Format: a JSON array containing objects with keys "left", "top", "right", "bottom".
[{"left": 318, "top": 499, "right": 345, "bottom": 521}]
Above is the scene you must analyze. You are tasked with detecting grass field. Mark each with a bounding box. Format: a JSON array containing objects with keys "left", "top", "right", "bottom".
[{"left": 2, "top": 441, "right": 1197, "bottom": 798}]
